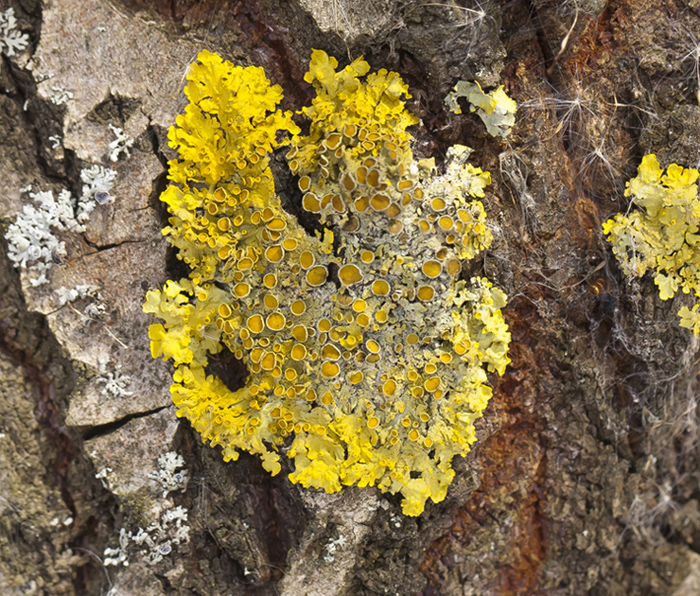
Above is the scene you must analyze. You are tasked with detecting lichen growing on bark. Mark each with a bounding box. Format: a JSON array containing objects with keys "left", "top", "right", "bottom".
[
  {"left": 144, "top": 49, "right": 510, "bottom": 516},
  {"left": 603, "top": 154, "right": 700, "bottom": 334}
]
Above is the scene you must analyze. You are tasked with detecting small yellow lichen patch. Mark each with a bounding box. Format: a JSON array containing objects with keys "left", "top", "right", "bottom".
[
  {"left": 603, "top": 154, "right": 700, "bottom": 334},
  {"left": 445, "top": 80, "right": 517, "bottom": 137},
  {"left": 144, "top": 49, "right": 510, "bottom": 518}
]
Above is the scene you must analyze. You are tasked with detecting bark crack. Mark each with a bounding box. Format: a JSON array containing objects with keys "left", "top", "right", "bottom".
[{"left": 80, "top": 405, "right": 170, "bottom": 441}]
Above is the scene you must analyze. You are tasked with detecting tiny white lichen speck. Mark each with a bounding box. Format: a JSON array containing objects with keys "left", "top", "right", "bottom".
[
  {"left": 148, "top": 451, "right": 189, "bottom": 498},
  {"left": 78, "top": 164, "right": 116, "bottom": 221},
  {"left": 96, "top": 355, "right": 134, "bottom": 399},
  {"left": 49, "top": 85, "right": 74, "bottom": 106},
  {"left": 107, "top": 124, "right": 134, "bottom": 162},
  {"left": 55, "top": 284, "right": 98, "bottom": 306},
  {"left": 323, "top": 533, "right": 348, "bottom": 563}
]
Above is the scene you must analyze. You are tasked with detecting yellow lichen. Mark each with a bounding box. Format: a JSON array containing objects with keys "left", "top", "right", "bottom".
[
  {"left": 603, "top": 154, "right": 700, "bottom": 334},
  {"left": 144, "top": 49, "right": 511, "bottom": 516},
  {"left": 445, "top": 80, "right": 517, "bottom": 138}
]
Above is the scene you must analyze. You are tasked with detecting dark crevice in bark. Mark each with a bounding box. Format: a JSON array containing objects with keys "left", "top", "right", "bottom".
[
  {"left": 2, "top": 56, "right": 71, "bottom": 184},
  {"left": 522, "top": 0, "right": 556, "bottom": 76},
  {"left": 164, "top": 241, "right": 192, "bottom": 282},
  {"left": 270, "top": 149, "right": 326, "bottom": 240},
  {"left": 79, "top": 405, "right": 170, "bottom": 441},
  {"left": 142, "top": 121, "right": 191, "bottom": 282},
  {"left": 146, "top": 121, "right": 170, "bottom": 169},
  {"left": 87, "top": 93, "right": 142, "bottom": 126},
  {"left": 205, "top": 347, "right": 248, "bottom": 394},
  {"left": 147, "top": 169, "right": 170, "bottom": 214},
  {"left": 144, "top": 121, "right": 176, "bottom": 242},
  {"left": 82, "top": 238, "right": 147, "bottom": 254}
]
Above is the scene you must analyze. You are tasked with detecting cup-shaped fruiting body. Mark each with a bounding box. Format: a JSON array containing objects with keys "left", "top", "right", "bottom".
[
  {"left": 144, "top": 49, "right": 511, "bottom": 516},
  {"left": 603, "top": 154, "right": 700, "bottom": 334}
]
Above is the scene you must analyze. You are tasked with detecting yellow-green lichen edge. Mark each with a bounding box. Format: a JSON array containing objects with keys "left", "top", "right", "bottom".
[
  {"left": 603, "top": 154, "right": 700, "bottom": 335},
  {"left": 144, "top": 49, "right": 511, "bottom": 516},
  {"left": 445, "top": 80, "right": 517, "bottom": 137}
]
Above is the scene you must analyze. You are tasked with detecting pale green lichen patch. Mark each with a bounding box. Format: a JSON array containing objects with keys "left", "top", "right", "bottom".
[
  {"left": 603, "top": 154, "right": 700, "bottom": 334},
  {"left": 445, "top": 80, "right": 517, "bottom": 137},
  {"left": 144, "top": 49, "right": 510, "bottom": 516}
]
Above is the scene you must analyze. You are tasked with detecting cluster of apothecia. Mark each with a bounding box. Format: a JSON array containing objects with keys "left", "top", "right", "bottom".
[{"left": 144, "top": 49, "right": 510, "bottom": 516}]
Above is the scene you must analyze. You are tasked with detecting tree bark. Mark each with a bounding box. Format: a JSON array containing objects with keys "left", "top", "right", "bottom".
[{"left": 3, "top": 0, "right": 700, "bottom": 594}]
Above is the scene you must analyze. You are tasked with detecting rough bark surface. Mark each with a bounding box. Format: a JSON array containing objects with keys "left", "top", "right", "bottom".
[{"left": 2, "top": 0, "right": 700, "bottom": 595}]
